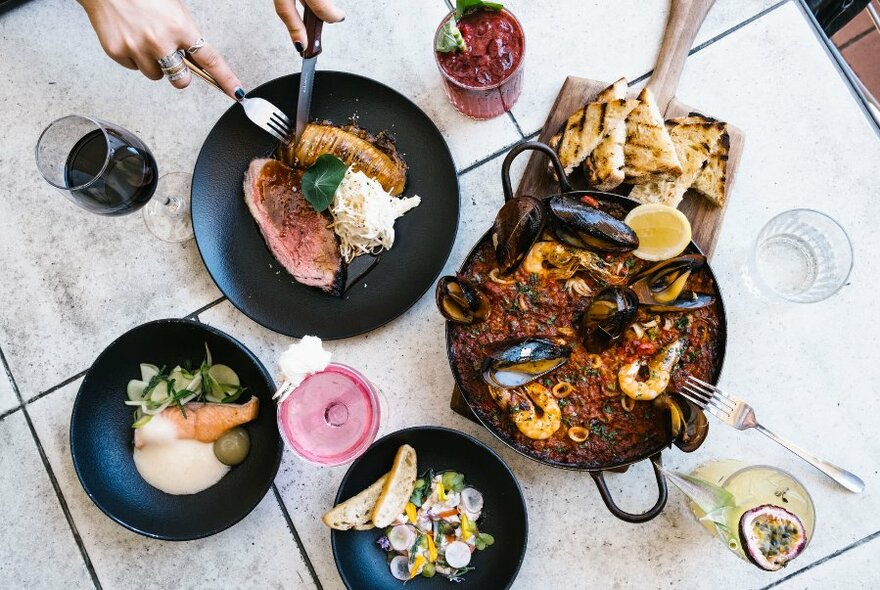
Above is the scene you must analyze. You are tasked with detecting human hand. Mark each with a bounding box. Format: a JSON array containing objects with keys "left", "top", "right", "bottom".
[
  {"left": 78, "top": 0, "right": 243, "bottom": 97},
  {"left": 274, "top": 0, "right": 345, "bottom": 55}
]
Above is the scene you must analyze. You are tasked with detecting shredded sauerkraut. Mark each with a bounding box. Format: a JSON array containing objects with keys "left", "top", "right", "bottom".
[{"left": 328, "top": 168, "right": 421, "bottom": 263}]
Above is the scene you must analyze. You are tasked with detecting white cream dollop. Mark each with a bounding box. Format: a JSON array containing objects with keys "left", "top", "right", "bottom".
[{"left": 275, "top": 336, "right": 331, "bottom": 402}]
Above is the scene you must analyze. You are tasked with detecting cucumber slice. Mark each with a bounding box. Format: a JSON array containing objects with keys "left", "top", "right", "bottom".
[
  {"left": 149, "top": 380, "right": 169, "bottom": 402},
  {"left": 132, "top": 414, "right": 152, "bottom": 428},
  {"left": 205, "top": 392, "right": 224, "bottom": 403},
  {"left": 185, "top": 372, "right": 203, "bottom": 393},
  {"left": 168, "top": 367, "right": 187, "bottom": 389},
  {"left": 127, "top": 379, "right": 147, "bottom": 401},
  {"left": 140, "top": 363, "right": 160, "bottom": 382},
  {"left": 208, "top": 364, "right": 240, "bottom": 387}
]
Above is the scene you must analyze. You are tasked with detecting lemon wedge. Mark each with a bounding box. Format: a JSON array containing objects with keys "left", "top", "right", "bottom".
[{"left": 624, "top": 204, "right": 692, "bottom": 261}]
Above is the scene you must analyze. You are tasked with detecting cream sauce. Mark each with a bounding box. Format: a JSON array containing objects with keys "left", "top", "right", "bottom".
[{"left": 133, "top": 419, "right": 230, "bottom": 495}]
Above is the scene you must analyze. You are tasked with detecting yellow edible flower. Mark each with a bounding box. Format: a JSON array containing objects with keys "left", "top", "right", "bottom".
[
  {"left": 405, "top": 502, "right": 418, "bottom": 524},
  {"left": 460, "top": 512, "right": 474, "bottom": 540},
  {"left": 436, "top": 481, "right": 447, "bottom": 501},
  {"left": 426, "top": 534, "right": 438, "bottom": 562},
  {"left": 409, "top": 555, "right": 426, "bottom": 579}
]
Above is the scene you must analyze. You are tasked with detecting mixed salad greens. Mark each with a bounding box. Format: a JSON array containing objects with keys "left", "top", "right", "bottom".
[
  {"left": 125, "top": 344, "right": 244, "bottom": 428},
  {"left": 377, "top": 470, "right": 494, "bottom": 583}
]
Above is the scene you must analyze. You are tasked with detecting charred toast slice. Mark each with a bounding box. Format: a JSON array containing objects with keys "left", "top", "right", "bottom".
[
  {"left": 629, "top": 117, "right": 725, "bottom": 207},
  {"left": 692, "top": 126, "right": 730, "bottom": 207},
  {"left": 623, "top": 88, "right": 682, "bottom": 184},
  {"left": 583, "top": 98, "right": 640, "bottom": 191}
]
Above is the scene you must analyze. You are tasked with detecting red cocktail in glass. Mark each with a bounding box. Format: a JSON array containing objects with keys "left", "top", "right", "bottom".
[
  {"left": 277, "top": 363, "right": 381, "bottom": 466},
  {"left": 434, "top": 7, "right": 525, "bottom": 119}
]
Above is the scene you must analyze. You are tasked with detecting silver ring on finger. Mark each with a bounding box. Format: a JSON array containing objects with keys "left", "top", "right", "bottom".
[
  {"left": 167, "top": 66, "right": 191, "bottom": 82},
  {"left": 157, "top": 49, "right": 184, "bottom": 71},
  {"left": 187, "top": 37, "right": 205, "bottom": 54}
]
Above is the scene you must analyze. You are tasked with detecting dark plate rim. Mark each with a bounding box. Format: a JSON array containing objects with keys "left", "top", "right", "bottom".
[
  {"left": 445, "top": 189, "right": 728, "bottom": 473},
  {"left": 330, "top": 425, "right": 529, "bottom": 590},
  {"left": 69, "top": 317, "right": 283, "bottom": 541},
  {"left": 190, "top": 70, "right": 460, "bottom": 340}
]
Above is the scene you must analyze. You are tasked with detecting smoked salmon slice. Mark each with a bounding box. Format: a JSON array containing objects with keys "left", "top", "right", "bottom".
[{"left": 134, "top": 398, "right": 259, "bottom": 448}]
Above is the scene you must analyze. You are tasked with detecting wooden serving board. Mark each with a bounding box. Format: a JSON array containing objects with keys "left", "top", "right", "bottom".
[{"left": 515, "top": 76, "right": 744, "bottom": 259}]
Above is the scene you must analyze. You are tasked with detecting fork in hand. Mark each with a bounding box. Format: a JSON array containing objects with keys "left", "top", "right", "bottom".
[
  {"left": 183, "top": 56, "right": 292, "bottom": 143},
  {"left": 680, "top": 375, "right": 865, "bottom": 493}
]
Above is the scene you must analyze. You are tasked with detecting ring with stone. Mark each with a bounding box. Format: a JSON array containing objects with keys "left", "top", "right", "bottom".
[{"left": 187, "top": 37, "right": 205, "bottom": 54}]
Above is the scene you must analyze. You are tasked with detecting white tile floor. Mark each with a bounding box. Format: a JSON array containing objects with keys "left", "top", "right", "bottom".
[{"left": 1, "top": 0, "right": 879, "bottom": 588}]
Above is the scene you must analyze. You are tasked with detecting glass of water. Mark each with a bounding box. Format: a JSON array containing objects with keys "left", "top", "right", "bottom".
[{"left": 746, "top": 209, "right": 853, "bottom": 303}]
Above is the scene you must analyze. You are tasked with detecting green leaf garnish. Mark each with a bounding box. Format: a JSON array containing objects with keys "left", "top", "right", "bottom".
[
  {"left": 302, "top": 154, "right": 347, "bottom": 212},
  {"left": 436, "top": 17, "right": 467, "bottom": 53},
  {"left": 455, "top": 0, "right": 503, "bottom": 19}
]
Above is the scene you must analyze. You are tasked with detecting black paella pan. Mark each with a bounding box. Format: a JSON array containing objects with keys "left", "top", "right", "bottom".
[{"left": 444, "top": 142, "right": 727, "bottom": 523}]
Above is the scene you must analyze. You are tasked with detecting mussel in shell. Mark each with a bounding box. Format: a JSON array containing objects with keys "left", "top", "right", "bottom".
[
  {"left": 657, "top": 394, "right": 709, "bottom": 453},
  {"left": 492, "top": 196, "right": 546, "bottom": 275},
  {"left": 629, "top": 254, "right": 715, "bottom": 312},
  {"left": 548, "top": 195, "right": 639, "bottom": 253},
  {"left": 481, "top": 337, "right": 571, "bottom": 389},
  {"left": 436, "top": 275, "right": 489, "bottom": 325},
  {"left": 580, "top": 286, "right": 639, "bottom": 353}
]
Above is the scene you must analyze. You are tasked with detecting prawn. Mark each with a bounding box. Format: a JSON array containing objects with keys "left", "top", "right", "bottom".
[
  {"left": 618, "top": 340, "right": 686, "bottom": 401},
  {"left": 521, "top": 241, "right": 625, "bottom": 285},
  {"left": 514, "top": 383, "right": 562, "bottom": 440}
]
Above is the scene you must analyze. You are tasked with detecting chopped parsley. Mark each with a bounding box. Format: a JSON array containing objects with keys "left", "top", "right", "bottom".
[{"left": 675, "top": 316, "right": 690, "bottom": 330}]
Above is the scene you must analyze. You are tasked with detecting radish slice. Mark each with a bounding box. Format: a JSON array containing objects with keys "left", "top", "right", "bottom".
[
  {"left": 388, "top": 525, "right": 415, "bottom": 552},
  {"left": 140, "top": 363, "right": 160, "bottom": 382},
  {"left": 390, "top": 555, "right": 410, "bottom": 581},
  {"left": 444, "top": 541, "right": 471, "bottom": 568},
  {"left": 127, "top": 380, "right": 147, "bottom": 401},
  {"left": 459, "top": 487, "right": 483, "bottom": 513}
]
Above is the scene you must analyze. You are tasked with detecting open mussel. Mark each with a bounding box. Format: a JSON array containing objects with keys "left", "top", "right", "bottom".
[
  {"left": 580, "top": 286, "right": 639, "bottom": 353},
  {"left": 481, "top": 337, "right": 571, "bottom": 389},
  {"left": 492, "top": 196, "right": 546, "bottom": 275},
  {"left": 656, "top": 393, "right": 709, "bottom": 453},
  {"left": 436, "top": 275, "right": 489, "bottom": 325},
  {"left": 629, "top": 254, "right": 715, "bottom": 312},
  {"left": 548, "top": 195, "right": 639, "bottom": 253}
]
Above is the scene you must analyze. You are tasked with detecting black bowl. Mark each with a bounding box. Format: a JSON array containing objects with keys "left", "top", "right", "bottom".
[
  {"left": 331, "top": 427, "right": 527, "bottom": 590},
  {"left": 70, "top": 319, "right": 282, "bottom": 540}
]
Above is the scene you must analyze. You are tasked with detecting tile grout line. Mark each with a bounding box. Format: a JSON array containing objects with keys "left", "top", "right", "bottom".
[
  {"left": 759, "top": 528, "right": 880, "bottom": 589},
  {"left": 507, "top": 111, "right": 526, "bottom": 138},
  {"left": 272, "top": 483, "right": 325, "bottom": 590},
  {"left": 184, "top": 295, "right": 227, "bottom": 319},
  {"left": 0, "top": 404, "right": 22, "bottom": 421},
  {"left": 0, "top": 345, "right": 103, "bottom": 590},
  {"left": 26, "top": 368, "right": 89, "bottom": 405},
  {"left": 836, "top": 27, "right": 875, "bottom": 51}
]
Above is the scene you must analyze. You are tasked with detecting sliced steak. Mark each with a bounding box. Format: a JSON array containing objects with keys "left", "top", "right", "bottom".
[{"left": 243, "top": 158, "right": 346, "bottom": 295}]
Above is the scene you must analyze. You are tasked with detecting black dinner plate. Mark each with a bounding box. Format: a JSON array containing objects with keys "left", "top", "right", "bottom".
[
  {"left": 70, "top": 319, "right": 282, "bottom": 540},
  {"left": 331, "top": 426, "right": 527, "bottom": 590},
  {"left": 192, "top": 71, "right": 459, "bottom": 339}
]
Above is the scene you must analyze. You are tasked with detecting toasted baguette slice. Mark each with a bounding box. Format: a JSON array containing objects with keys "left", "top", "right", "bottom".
[
  {"left": 322, "top": 474, "right": 388, "bottom": 530},
  {"left": 629, "top": 118, "right": 725, "bottom": 207},
  {"left": 623, "top": 88, "right": 682, "bottom": 184},
  {"left": 584, "top": 98, "right": 640, "bottom": 191},
  {"left": 692, "top": 127, "right": 730, "bottom": 206},
  {"left": 555, "top": 77, "right": 628, "bottom": 176},
  {"left": 371, "top": 444, "right": 418, "bottom": 528},
  {"left": 597, "top": 77, "right": 628, "bottom": 102}
]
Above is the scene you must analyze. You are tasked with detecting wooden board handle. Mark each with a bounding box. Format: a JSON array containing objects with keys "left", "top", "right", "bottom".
[{"left": 646, "top": 0, "right": 715, "bottom": 112}]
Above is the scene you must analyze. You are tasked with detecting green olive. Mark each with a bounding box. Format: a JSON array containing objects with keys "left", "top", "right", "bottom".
[
  {"left": 421, "top": 562, "right": 435, "bottom": 578},
  {"left": 213, "top": 427, "right": 250, "bottom": 466}
]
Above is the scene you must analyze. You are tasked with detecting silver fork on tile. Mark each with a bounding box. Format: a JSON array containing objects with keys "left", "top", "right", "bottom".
[
  {"left": 680, "top": 375, "right": 865, "bottom": 493},
  {"left": 183, "top": 56, "right": 292, "bottom": 143}
]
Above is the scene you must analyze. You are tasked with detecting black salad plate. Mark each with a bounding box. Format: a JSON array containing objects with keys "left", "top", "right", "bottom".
[
  {"left": 70, "top": 319, "right": 282, "bottom": 540},
  {"left": 191, "top": 71, "right": 460, "bottom": 339},
  {"left": 331, "top": 426, "right": 528, "bottom": 590}
]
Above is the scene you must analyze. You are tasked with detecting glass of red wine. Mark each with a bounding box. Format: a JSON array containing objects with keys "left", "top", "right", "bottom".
[{"left": 35, "top": 115, "right": 193, "bottom": 242}]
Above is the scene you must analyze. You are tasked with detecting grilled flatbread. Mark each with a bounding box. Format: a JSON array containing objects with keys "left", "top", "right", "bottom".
[
  {"left": 623, "top": 88, "right": 682, "bottom": 184},
  {"left": 629, "top": 117, "right": 725, "bottom": 207},
  {"left": 322, "top": 474, "right": 388, "bottom": 530},
  {"left": 555, "top": 77, "right": 628, "bottom": 176},
  {"left": 371, "top": 444, "right": 418, "bottom": 528},
  {"left": 692, "top": 127, "right": 730, "bottom": 206},
  {"left": 583, "top": 98, "right": 640, "bottom": 190}
]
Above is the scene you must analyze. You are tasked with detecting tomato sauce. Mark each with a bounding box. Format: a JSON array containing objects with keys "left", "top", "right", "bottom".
[{"left": 448, "top": 203, "right": 723, "bottom": 468}]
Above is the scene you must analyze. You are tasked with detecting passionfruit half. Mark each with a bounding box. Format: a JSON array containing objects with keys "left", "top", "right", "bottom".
[{"left": 739, "top": 504, "right": 808, "bottom": 571}]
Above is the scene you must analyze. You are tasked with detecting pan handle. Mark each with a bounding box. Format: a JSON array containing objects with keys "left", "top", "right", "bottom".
[
  {"left": 589, "top": 453, "right": 668, "bottom": 523},
  {"left": 501, "top": 141, "right": 573, "bottom": 202}
]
